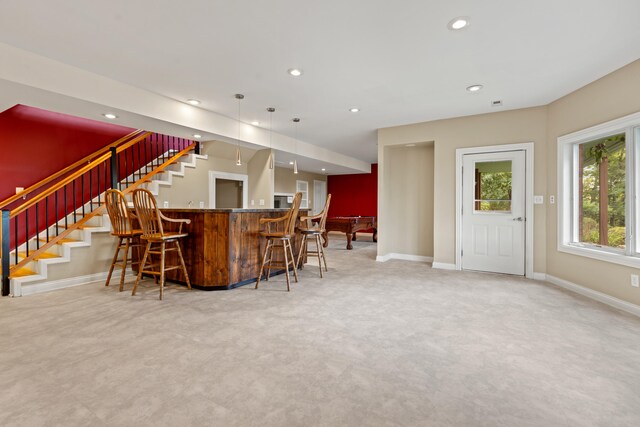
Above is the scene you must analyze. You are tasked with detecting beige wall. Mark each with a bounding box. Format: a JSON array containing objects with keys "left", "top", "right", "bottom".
[
  {"left": 215, "top": 179, "right": 243, "bottom": 208},
  {"left": 274, "top": 167, "right": 327, "bottom": 212},
  {"left": 381, "top": 143, "right": 434, "bottom": 257},
  {"left": 546, "top": 60, "right": 640, "bottom": 306},
  {"left": 248, "top": 149, "right": 275, "bottom": 208},
  {"left": 157, "top": 141, "right": 249, "bottom": 208},
  {"left": 379, "top": 106, "right": 548, "bottom": 270},
  {"left": 379, "top": 59, "right": 640, "bottom": 307}
]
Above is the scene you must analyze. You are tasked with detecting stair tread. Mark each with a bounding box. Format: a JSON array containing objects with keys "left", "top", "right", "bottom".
[
  {"left": 17, "top": 252, "right": 61, "bottom": 260},
  {"left": 9, "top": 267, "right": 37, "bottom": 278},
  {"left": 38, "top": 238, "right": 80, "bottom": 244},
  {"left": 56, "top": 224, "right": 102, "bottom": 230}
]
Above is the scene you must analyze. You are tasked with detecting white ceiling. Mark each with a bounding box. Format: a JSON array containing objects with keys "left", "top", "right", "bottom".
[{"left": 0, "top": 0, "right": 639, "bottom": 164}]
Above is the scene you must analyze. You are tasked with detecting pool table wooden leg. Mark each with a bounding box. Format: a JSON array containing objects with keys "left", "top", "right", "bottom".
[
  {"left": 346, "top": 232, "right": 353, "bottom": 250},
  {"left": 322, "top": 230, "right": 329, "bottom": 248}
]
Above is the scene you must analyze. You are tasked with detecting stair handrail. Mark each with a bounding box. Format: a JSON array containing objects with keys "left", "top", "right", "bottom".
[
  {"left": 0, "top": 129, "right": 148, "bottom": 210},
  {"left": 6, "top": 142, "right": 197, "bottom": 275}
]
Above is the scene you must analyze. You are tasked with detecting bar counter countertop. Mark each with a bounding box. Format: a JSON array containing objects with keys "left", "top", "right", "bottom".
[{"left": 158, "top": 208, "right": 306, "bottom": 290}]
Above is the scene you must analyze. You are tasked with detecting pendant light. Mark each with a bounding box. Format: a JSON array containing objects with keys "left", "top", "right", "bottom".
[
  {"left": 267, "top": 107, "right": 275, "bottom": 169},
  {"left": 234, "top": 94, "right": 244, "bottom": 166},
  {"left": 292, "top": 117, "right": 300, "bottom": 174}
]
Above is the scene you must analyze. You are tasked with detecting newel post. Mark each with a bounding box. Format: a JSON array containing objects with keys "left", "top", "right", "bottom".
[
  {"left": 110, "top": 147, "right": 119, "bottom": 190},
  {"left": 1, "top": 210, "right": 10, "bottom": 296}
]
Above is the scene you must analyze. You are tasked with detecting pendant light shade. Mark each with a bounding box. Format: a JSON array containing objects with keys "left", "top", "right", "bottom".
[
  {"left": 267, "top": 107, "right": 275, "bottom": 169},
  {"left": 293, "top": 159, "right": 298, "bottom": 174},
  {"left": 235, "top": 94, "right": 244, "bottom": 166}
]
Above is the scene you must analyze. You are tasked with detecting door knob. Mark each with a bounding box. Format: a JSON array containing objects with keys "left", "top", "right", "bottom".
[{"left": 512, "top": 217, "right": 523, "bottom": 222}]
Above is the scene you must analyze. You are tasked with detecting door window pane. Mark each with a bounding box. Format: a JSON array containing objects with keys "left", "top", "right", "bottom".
[{"left": 474, "top": 160, "right": 512, "bottom": 212}]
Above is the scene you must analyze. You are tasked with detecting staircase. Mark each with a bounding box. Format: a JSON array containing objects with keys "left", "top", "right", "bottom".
[{"left": 1, "top": 132, "right": 207, "bottom": 297}]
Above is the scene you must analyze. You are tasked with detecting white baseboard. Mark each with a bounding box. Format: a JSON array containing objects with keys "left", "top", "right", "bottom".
[
  {"left": 376, "top": 253, "right": 433, "bottom": 263},
  {"left": 432, "top": 262, "right": 457, "bottom": 270},
  {"left": 13, "top": 269, "right": 134, "bottom": 297},
  {"left": 533, "top": 272, "right": 547, "bottom": 281},
  {"left": 546, "top": 274, "right": 640, "bottom": 318}
]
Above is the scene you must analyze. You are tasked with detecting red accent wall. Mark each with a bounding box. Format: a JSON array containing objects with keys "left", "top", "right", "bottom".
[
  {"left": 327, "top": 164, "right": 377, "bottom": 218},
  {"left": 0, "top": 104, "right": 134, "bottom": 201}
]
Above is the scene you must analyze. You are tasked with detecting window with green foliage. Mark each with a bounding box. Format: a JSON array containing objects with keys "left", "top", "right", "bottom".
[
  {"left": 558, "top": 112, "right": 640, "bottom": 267},
  {"left": 474, "top": 161, "right": 512, "bottom": 212},
  {"left": 578, "top": 133, "right": 626, "bottom": 248}
]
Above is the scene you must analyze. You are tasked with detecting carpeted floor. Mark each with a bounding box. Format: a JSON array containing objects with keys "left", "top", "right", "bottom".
[{"left": 1, "top": 233, "right": 640, "bottom": 426}]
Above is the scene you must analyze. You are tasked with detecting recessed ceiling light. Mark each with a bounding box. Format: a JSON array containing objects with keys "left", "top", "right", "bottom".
[
  {"left": 288, "top": 68, "right": 303, "bottom": 77},
  {"left": 466, "top": 84, "right": 483, "bottom": 92},
  {"left": 251, "top": 121, "right": 260, "bottom": 126},
  {"left": 349, "top": 107, "right": 360, "bottom": 113},
  {"left": 187, "top": 99, "right": 201, "bottom": 106},
  {"left": 103, "top": 113, "right": 117, "bottom": 119},
  {"left": 192, "top": 134, "right": 202, "bottom": 139},
  {"left": 321, "top": 168, "right": 326, "bottom": 171},
  {"left": 289, "top": 161, "right": 294, "bottom": 165},
  {"left": 448, "top": 17, "right": 470, "bottom": 30}
]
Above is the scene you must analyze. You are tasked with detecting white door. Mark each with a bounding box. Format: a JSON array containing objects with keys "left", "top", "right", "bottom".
[
  {"left": 313, "top": 180, "right": 327, "bottom": 215},
  {"left": 462, "top": 151, "right": 525, "bottom": 275}
]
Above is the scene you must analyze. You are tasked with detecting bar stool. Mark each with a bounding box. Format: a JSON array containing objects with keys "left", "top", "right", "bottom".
[
  {"left": 296, "top": 194, "right": 331, "bottom": 277},
  {"left": 131, "top": 188, "right": 192, "bottom": 300},
  {"left": 104, "top": 189, "right": 143, "bottom": 291},
  {"left": 255, "top": 192, "right": 302, "bottom": 291}
]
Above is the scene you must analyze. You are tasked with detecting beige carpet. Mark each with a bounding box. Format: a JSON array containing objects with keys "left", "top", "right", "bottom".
[{"left": 1, "top": 233, "right": 640, "bottom": 426}]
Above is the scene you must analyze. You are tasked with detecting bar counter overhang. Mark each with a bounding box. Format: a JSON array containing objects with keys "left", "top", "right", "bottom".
[{"left": 158, "top": 208, "right": 306, "bottom": 290}]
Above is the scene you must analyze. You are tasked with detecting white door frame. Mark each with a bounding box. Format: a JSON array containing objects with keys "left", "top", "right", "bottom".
[
  {"left": 455, "top": 142, "right": 534, "bottom": 278},
  {"left": 208, "top": 171, "right": 248, "bottom": 208}
]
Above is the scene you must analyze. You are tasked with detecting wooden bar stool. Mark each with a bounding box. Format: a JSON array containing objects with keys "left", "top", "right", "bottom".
[
  {"left": 296, "top": 194, "right": 331, "bottom": 277},
  {"left": 131, "top": 188, "right": 191, "bottom": 300},
  {"left": 255, "top": 192, "right": 302, "bottom": 291},
  {"left": 104, "top": 189, "right": 143, "bottom": 291}
]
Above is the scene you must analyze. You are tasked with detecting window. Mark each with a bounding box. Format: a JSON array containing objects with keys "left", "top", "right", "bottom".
[
  {"left": 474, "top": 160, "right": 513, "bottom": 212},
  {"left": 296, "top": 180, "right": 309, "bottom": 209},
  {"left": 558, "top": 112, "right": 640, "bottom": 267}
]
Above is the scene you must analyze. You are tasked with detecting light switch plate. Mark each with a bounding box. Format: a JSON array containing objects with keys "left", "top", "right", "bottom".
[
  {"left": 533, "top": 195, "right": 544, "bottom": 205},
  {"left": 259, "top": 199, "right": 265, "bottom": 206}
]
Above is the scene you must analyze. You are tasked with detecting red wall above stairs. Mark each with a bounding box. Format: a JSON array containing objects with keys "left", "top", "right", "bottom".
[{"left": 0, "top": 104, "right": 135, "bottom": 201}]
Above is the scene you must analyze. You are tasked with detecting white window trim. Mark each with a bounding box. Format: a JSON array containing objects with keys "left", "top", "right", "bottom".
[{"left": 557, "top": 111, "right": 640, "bottom": 268}]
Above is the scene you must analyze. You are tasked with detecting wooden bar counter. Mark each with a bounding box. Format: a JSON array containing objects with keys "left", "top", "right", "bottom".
[{"left": 159, "top": 208, "right": 306, "bottom": 290}]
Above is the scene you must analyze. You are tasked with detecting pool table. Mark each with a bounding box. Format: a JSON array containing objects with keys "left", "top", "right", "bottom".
[{"left": 321, "top": 216, "right": 377, "bottom": 250}]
